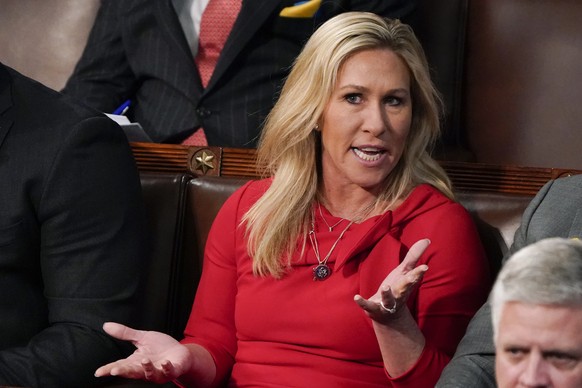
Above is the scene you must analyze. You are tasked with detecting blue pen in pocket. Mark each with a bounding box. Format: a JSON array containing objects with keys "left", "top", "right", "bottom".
[{"left": 113, "top": 99, "right": 131, "bottom": 115}]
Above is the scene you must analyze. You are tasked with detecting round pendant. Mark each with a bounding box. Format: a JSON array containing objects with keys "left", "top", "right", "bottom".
[{"left": 313, "top": 263, "right": 332, "bottom": 281}]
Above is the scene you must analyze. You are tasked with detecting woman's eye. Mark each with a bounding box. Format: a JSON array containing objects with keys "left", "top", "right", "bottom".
[
  {"left": 345, "top": 94, "right": 362, "bottom": 104},
  {"left": 385, "top": 96, "right": 403, "bottom": 106}
]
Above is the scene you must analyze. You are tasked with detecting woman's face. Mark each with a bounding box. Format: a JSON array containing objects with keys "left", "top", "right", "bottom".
[{"left": 320, "top": 48, "right": 412, "bottom": 195}]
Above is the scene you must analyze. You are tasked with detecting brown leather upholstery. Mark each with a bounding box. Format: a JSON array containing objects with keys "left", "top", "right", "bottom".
[
  {"left": 456, "top": 191, "right": 533, "bottom": 275},
  {"left": 174, "top": 176, "right": 251, "bottom": 335},
  {"left": 138, "top": 172, "right": 192, "bottom": 338},
  {"left": 463, "top": 0, "right": 582, "bottom": 169}
]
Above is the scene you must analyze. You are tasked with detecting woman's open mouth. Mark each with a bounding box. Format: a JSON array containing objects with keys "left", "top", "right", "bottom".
[{"left": 352, "top": 147, "right": 386, "bottom": 162}]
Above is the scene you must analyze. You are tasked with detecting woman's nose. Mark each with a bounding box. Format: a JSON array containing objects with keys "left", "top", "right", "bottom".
[{"left": 362, "top": 105, "right": 387, "bottom": 136}]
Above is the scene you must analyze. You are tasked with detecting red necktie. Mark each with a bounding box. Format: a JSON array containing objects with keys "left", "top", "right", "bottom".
[{"left": 182, "top": 0, "right": 242, "bottom": 146}]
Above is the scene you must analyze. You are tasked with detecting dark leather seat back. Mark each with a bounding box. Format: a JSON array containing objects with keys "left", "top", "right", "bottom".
[
  {"left": 138, "top": 172, "right": 191, "bottom": 338},
  {"left": 456, "top": 191, "right": 532, "bottom": 275},
  {"left": 173, "top": 176, "right": 250, "bottom": 337},
  {"left": 463, "top": 0, "right": 582, "bottom": 168}
]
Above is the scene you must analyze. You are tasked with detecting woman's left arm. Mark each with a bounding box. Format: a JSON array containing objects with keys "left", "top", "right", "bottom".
[
  {"left": 356, "top": 204, "right": 490, "bottom": 386},
  {"left": 354, "top": 239, "right": 430, "bottom": 377}
]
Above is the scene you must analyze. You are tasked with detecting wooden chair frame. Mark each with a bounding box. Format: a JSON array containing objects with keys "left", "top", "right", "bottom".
[{"left": 130, "top": 142, "right": 581, "bottom": 196}]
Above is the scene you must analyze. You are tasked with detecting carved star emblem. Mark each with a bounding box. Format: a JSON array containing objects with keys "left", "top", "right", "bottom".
[{"left": 194, "top": 151, "right": 215, "bottom": 174}]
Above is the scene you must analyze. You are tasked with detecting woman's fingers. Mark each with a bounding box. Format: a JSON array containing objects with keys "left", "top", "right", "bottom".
[
  {"left": 95, "top": 358, "right": 175, "bottom": 382},
  {"left": 142, "top": 358, "right": 156, "bottom": 380},
  {"left": 102, "top": 322, "right": 145, "bottom": 343},
  {"left": 379, "top": 286, "right": 397, "bottom": 313},
  {"left": 355, "top": 265, "right": 429, "bottom": 316},
  {"left": 408, "top": 264, "right": 428, "bottom": 283},
  {"left": 141, "top": 359, "right": 177, "bottom": 382},
  {"left": 95, "top": 360, "right": 144, "bottom": 378},
  {"left": 387, "top": 263, "right": 428, "bottom": 298},
  {"left": 354, "top": 240, "right": 431, "bottom": 322},
  {"left": 94, "top": 362, "right": 115, "bottom": 377},
  {"left": 161, "top": 359, "right": 176, "bottom": 378},
  {"left": 400, "top": 239, "right": 430, "bottom": 270},
  {"left": 354, "top": 288, "right": 399, "bottom": 318},
  {"left": 353, "top": 294, "right": 374, "bottom": 312}
]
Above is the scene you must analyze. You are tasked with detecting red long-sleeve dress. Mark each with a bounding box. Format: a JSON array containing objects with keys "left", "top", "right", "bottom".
[{"left": 181, "top": 179, "right": 490, "bottom": 387}]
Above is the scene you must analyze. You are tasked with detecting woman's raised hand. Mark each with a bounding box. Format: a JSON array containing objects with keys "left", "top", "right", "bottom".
[
  {"left": 354, "top": 239, "right": 430, "bottom": 323},
  {"left": 94, "top": 322, "right": 192, "bottom": 383}
]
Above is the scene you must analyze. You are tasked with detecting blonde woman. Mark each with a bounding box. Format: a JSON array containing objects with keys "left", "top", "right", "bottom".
[{"left": 95, "top": 12, "right": 490, "bottom": 387}]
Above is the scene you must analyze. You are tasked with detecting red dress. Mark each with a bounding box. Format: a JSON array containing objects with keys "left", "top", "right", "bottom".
[{"left": 181, "top": 179, "right": 490, "bottom": 387}]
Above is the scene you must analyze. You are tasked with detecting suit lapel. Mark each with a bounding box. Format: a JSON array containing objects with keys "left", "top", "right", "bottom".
[
  {"left": 205, "top": 0, "right": 284, "bottom": 91},
  {"left": 154, "top": 1, "right": 203, "bottom": 99},
  {"left": 0, "top": 65, "right": 14, "bottom": 150}
]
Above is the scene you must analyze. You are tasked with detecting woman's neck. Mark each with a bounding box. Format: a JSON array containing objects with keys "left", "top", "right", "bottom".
[
  {"left": 319, "top": 189, "right": 380, "bottom": 221},
  {"left": 319, "top": 185, "right": 407, "bottom": 221}
]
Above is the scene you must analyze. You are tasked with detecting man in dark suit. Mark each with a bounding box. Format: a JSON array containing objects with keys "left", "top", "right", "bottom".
[
  {"left": 436, "top": 173, "right": 582, "bottom": 387},
  {"left": 62, "top": 0, "right": 416, "bottom": 147},
  {"left": 0, "top": 61, "right": 146, "bottom": 387}
]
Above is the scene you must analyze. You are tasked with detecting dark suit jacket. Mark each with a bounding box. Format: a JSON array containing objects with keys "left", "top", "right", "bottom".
[
  {"left": 62, "top": 0, "right": 416, "bottom": 147},
  {"left": 0, "top": 63, "right": 146, "bottom": 387},
  {"left": 436, "top": 174, "right": 582, "bottom": 387}
]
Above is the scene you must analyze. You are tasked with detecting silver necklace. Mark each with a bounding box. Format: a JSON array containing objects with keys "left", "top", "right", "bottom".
[
  {"left": 308, "top": 212, "right": 354, "bottom": 281},
  {"left": 318, "top": 205, "right": 345, "bottom": 232}
]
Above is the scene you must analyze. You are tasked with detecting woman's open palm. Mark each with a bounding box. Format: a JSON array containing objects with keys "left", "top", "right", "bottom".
[{"left": 95, "top": 322, "right": 192, "bottom": 383}]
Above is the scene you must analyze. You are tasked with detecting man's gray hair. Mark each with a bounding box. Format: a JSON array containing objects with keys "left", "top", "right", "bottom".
[{"left": 490, "top": 237, "right": 582, "bottom": 341}]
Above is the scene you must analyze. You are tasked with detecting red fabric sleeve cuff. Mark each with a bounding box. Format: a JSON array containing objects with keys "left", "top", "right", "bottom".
[
  {"left": 180, "top": 336, "right": 235, "bottom": 386},
  {"left": 385, "top": 344, "right": 451, "bottom": 387}
]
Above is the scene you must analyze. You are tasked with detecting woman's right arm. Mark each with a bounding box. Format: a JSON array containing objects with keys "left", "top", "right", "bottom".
[
  {"left": 94, "top": 322, "right": 216, "bottom": 386},
  {"left": 95, "top": 181, "right": 259, "bottom": 385}
]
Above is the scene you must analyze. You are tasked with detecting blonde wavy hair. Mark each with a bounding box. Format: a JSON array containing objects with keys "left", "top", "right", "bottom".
[{"left": 243, "top": 12, "right": 453, "bottom": 278}]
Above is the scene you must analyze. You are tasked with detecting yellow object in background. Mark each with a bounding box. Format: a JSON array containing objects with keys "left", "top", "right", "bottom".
[{"left": 279, "top": 0, "right": 322, "bottom": 18}]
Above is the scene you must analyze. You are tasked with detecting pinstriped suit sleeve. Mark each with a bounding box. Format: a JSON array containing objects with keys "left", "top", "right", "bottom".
[{"left": 62, "top": 0, "right": 137, "bottom": 114}]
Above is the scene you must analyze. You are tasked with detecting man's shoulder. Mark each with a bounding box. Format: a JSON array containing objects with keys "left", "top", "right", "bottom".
[
  {"left": 7, "top": 65, "right": 112, "bottom": 133},
  {"left": 530, "top": 174, "right": 582, "bottom": 217},
  {"left": 549, "top": 174, "right": 582, "bottom": 193}
]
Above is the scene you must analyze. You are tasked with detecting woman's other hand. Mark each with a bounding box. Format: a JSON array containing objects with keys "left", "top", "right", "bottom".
[
  {"left": 354, "top": 239, "right": 430, "bottom": 322},
  {"left": 94, "top": 322, "right": 192, "bottom": 383},
  {"left": 353, "top": 239, "right": 430, "bottom": 375}
]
